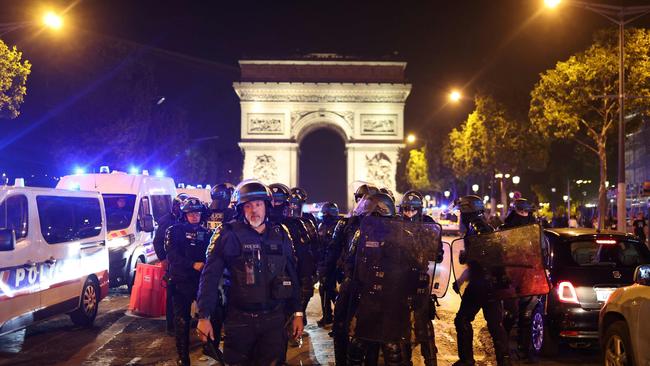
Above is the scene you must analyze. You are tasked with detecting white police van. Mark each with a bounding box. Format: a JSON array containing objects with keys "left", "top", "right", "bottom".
[
  {"left": 57, "top": 168, "right": 176, "bottom": 289},
  {"left": 0, "top": 180, "right": 109, "bottom": 336}
]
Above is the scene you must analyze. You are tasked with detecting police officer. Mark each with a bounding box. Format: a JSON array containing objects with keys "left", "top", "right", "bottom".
[
  {"left": 453, "top": 195, "right": 511, "bottom": 366},
  {"left": 196, "top": 181, "right": 303, "bottom": 366},
  {"left": 328, "top": 183, "right": 379, "bottom": 366},
  {"left": 268, "top": 183, "right": 291, "bottom": 223},
  {"left": 345, "top": 192, "right": 405, "bottom": 366},
  {"left": 289, "top": 187, "right": 318, "bottom": 228},
  {"left": 316, "top": 202, "right": 340, "bottom": 327},
  {"left": 207, "top": 183, "right": 236, "bottom": 230},
  {"left": 154, "top": 193, "right": 189, "bottom": 335},
  {"left": 400, "top": 190, "right": 435, "bottom": 223},
  {"left": 287, "top": 188, "right": 320, "bottom": 326},
  {"left": 165, "top": 197, "right": 216, "bottom": 366},
  {"left": 501, "top": 198, "right": 538, "bottom": 363},
  {"left": 398, "top": 190, "right": 441, "bottom": 366}
]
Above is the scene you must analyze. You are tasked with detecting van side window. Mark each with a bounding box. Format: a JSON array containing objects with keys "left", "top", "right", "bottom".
[
  {"left": 37, "top": 196, "right": 103, "bottom": 244},
  {"left": 137, "top": 196, "right": 151, "bottom": 231},
  {"left": 150, "top": 195, "right": 172, "bottom": 222},
  {"left": 0, "top": 195, "right": 28, "bottom": 241}
]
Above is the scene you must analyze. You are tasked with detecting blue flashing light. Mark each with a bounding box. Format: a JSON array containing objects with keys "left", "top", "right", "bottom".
[
  {"left": 129, "top": 166, "right": 139, "bottom": 174},
  {"left": 155, "top": 169, "right": 165, "bottom": 177},
  {"left": 440, "top": 204, "right": 448, "bottom": 211},
  {"left": 74, "top": 167, "right": 85, "bottom": 175}
]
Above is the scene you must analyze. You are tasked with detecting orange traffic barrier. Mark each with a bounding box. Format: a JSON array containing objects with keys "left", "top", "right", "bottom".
[{"left": 128, "top": 263, "right": 167, "bottom": 317}]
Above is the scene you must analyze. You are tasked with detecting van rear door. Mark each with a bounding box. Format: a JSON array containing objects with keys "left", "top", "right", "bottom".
[{"left": 0, "top": 193, "right": 41, "bottom": 331}]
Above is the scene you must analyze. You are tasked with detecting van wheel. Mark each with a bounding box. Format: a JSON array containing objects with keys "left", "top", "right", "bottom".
[
  {"left": 128, "top": 256, "right": 145, "bottom": 293},
  {"left": 603, "top": 321, "right": 635, "bottom": 366},
  {"left": 70, "top": 277, "right": 99, "bottom": 327}
]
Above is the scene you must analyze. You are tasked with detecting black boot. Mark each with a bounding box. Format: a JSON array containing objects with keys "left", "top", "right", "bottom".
[
  {"left": 421, "top": 341, "right": 438, "bottom": 366},
  {"left": 382, "top": 342, "right": 404, "bottom": 366},
  {"left": 454, "top": 316, "right": 475, "bottom": 365},
  {"left": 347, "top": 337, "right": 365, "bottom": 366}
]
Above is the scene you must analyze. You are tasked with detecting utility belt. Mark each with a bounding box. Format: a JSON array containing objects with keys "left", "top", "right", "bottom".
[{"left": 230, "top": 301, "right": 282, "bottom": 314}]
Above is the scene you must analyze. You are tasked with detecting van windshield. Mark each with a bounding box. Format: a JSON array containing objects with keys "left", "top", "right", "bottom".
[{"left": 103, "top": 194, "right": 136, "bottom": 231}]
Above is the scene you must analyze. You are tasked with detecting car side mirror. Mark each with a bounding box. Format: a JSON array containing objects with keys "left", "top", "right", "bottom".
[
  {"left": 633, "top": 264, "right": 650, "bottom": 286},
  {"left": 0, "top": 228, "right": 16, "bottom": 251},
  {"left": 140, "top": 214, "right": 155, "bottom": 233}
]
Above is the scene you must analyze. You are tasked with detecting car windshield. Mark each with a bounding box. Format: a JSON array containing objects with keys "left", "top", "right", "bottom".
[
  {"left": 103, "top": 194, "right": 136, "bottom": 231},
  {"left": 567, "top": 240, "right": 650, "bottom": 268}
]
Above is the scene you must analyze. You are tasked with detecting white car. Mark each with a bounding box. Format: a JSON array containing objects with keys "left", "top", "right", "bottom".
[{"left": 599, "top": 264, "right": 650, "bottom": 366}]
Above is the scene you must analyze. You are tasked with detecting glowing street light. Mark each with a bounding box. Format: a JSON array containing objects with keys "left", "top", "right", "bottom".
[
  {"left": 512, "top": 175, "right": 520, "bottom": 185},
  {"left": 544, "top": 0, "right": 561, "bottom": 9},
  {"left": 509, "top": 192, "right": 515, "bottom": 199},
  {"left": 444, "top": 190, "right": 451, "bottom": 198},
  {"left": 42, "top": 11, "right": 63, "bottom": 30},
  {"left": 406, "top": 134, "right": 416, "bottom": 144},
  {"left": 449, "top": 90, "right": 462, "bottom": 103},
  {"left": 472, "top": 184, "right": 479, "bottom": 193}
]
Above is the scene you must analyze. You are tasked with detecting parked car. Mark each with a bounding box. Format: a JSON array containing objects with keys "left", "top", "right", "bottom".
[
  {"left": 0, "top": 182, "right": 109, "bottom": 336},
  {"left": 599, "top": 264, "right": 650, "bottom": 366},
  {"left": 533, "top": 228, "right": 650, "bottom": 355}
]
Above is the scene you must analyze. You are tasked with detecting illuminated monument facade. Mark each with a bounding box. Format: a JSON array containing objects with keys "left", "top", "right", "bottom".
[{"left": 235, "top": 54, "right": 411, "bottom": 208}]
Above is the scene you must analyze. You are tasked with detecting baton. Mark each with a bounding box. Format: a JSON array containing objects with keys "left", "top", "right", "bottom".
[{"left": 195, "top": 328, "right": 225, "bottom": 364}]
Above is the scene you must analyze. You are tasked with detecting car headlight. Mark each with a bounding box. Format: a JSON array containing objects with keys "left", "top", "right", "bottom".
[{"left": 107, "top": 234, "right": 134, "bottom": 248}]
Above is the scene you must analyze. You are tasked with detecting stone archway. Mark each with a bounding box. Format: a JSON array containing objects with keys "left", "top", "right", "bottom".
[{"left": 236, "top": 55, "right": 411, "bottom": 209}]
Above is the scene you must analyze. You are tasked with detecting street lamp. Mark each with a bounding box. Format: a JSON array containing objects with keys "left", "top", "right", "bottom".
[
  {"left": 444, "top": 190, "right": 450, "bottom": 198},
  {"left": 42, "top": 11, "right": 63, "bottom": 30},
  {"left": 406, "top": 134, "right": 416, "bottom": 144},
  {"left": 512, "top": 175, "right": 520, "bottom": 185},
  {"left": 472, "top": 184, "right": 479, "bottom": 193},
  {"left": 449, "top": 90, "right": 462, "bottom": 103},
  {"left": 544, "top": 0, "right": 650, "bottom": 231}
]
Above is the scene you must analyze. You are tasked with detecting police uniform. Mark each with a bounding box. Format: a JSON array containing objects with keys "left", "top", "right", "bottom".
[
  {"left": 165, "top": 220, "right": 218, "bottom": 365},
  {"left": 316, "top": 212, "right": 340, "bottom": 326}
]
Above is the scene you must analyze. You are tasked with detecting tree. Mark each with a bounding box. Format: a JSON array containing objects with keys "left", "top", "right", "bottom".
[
  {"left": 0, "top": 39, "right": 31, "bottom": 119},
  {"left": 530, "top": 28, "right": 650, "bottom": 229},
  {"left": 406, "top": 146, "right": 431, "bottom": 191}
]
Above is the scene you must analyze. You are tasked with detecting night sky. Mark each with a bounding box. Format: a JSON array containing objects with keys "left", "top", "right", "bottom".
[{"left": 1, "top": 0, "right": 649, "bottom": 200}]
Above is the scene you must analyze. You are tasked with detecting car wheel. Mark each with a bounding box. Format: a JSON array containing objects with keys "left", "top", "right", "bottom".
[
  {"left": 128, "top": 255, "right": 145, "bottom": 293},
  {"left": 70, "top": 277, "right": 99, "bottom": 327},
  {"left": 530, "top": 302, "right": 545, "bottom": 354},
  {"left": 603, "top": 320, "right": 635, "bottom": 366}
]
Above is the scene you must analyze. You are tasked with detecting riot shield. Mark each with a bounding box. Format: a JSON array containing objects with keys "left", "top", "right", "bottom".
[
  {"left": 429, "top": 241, "right": 452, "bottom": 299},
  {"left": 351, "top": 216, "right": 441, "bottom": 343},
  {"left": 452, "top": 224, "right": 550, "bottom": 299},
  {"left": 451, "top": 238, "right": 469, "bottom": 295}
]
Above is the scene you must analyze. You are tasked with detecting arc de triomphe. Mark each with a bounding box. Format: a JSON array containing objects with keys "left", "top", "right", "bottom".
[{"left": 235, "top": 55, "right": 411, "bottom": 209}]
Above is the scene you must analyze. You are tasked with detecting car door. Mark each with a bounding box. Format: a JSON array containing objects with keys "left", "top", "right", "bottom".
[
  {"left": 0, "top": 193, "right": 42, "bottom": 327},
  {"left": 136, "top": 195, "right": 156, "bottom": 262}
]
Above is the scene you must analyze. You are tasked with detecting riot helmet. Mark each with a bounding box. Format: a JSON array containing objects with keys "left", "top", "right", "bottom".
[
  {"left": 172, "top": 193, "right": 190, "bottom": 218},
  {"left": 379, "top": 187, "right": 395, "bottom": 204},
  {"left": 456, "top": 195, "right": 492, "bottom": 234},
  {"left": 456, "top": 195, "right": 485, "bottom": 214},
  {"left": 210, "top": 183, "right": 234, "bottom": 210},
  {"left": 320, "top": 202, "right": 340, "bottom": 217},
  {"left": 400, "top": 190, "right": 424, "bottom": 219},
  {"left": 269, "top": 183, "right": 291, "bottom": 206},
  {"left": 288, "top": 187, "right": 308, "bottom": 217},
  {"left": 354, "top": 192, "right": 395, "bottom": 217},
  {"left": 232, "top": 180, "right": 272, "bottom": 224},
  {"left": 513, "top": 198, "right": 533, "bottom": 214},
  {"left": 181, "top": 197, "right": 206, "bottom": 224},
  {"left": 354, "top": 183, "right": 379, "bottom": 203}
]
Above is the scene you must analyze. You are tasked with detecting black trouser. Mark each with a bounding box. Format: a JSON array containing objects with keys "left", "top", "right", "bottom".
[
  {"left": 222, "top": 306, "right": 286, "bottom": 366},
  {"left": 166, "top": 280, "right": 175, "bottom": 332},
  {"left": 503, "top": 296, "right": 538, "bottom": 358},
  {"left": 332, "top": 279, "right": 352, "bottom": 366},
  {"left": 454, "top": 280, "right": 509, "bottom": 365},
  {"left": 300, "top": 276, "right": 314, "bottom": 325},
  {"left": 347, "top": 338, "right": 400, "bottom": 366},
  {"left": 173, "top": 287, "right": 220, "bottom": 365},
  {"left": 319, "top": 275, "right": 337, "bottom": 322},
  {"left": 172, "top": 288, "right": 195, "bottom": 365}
]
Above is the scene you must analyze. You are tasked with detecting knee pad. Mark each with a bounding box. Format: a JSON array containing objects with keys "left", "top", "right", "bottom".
[{"left": 382, "top": 343, "right": 403, "bottom": 366}]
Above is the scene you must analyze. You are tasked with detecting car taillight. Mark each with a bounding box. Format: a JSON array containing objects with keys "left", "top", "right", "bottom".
[
  {"left": 557, "top": 281, "right": 579, "bottom": 304},
  {"left": 596, "top": 239, "right": 617, "bottom": 245}
]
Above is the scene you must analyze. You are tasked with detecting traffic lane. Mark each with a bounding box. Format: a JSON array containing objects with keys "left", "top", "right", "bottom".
[{"left": 0, "top": 289, "right": 131, "bottom": 366}]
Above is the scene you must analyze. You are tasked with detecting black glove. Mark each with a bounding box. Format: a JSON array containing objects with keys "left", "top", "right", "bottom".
[
  {"left": 452, "top": 281, "right": 460, "bottom": 294},
  {"left": 458, "top": 250, "right": 467, "bottom": 265}
]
